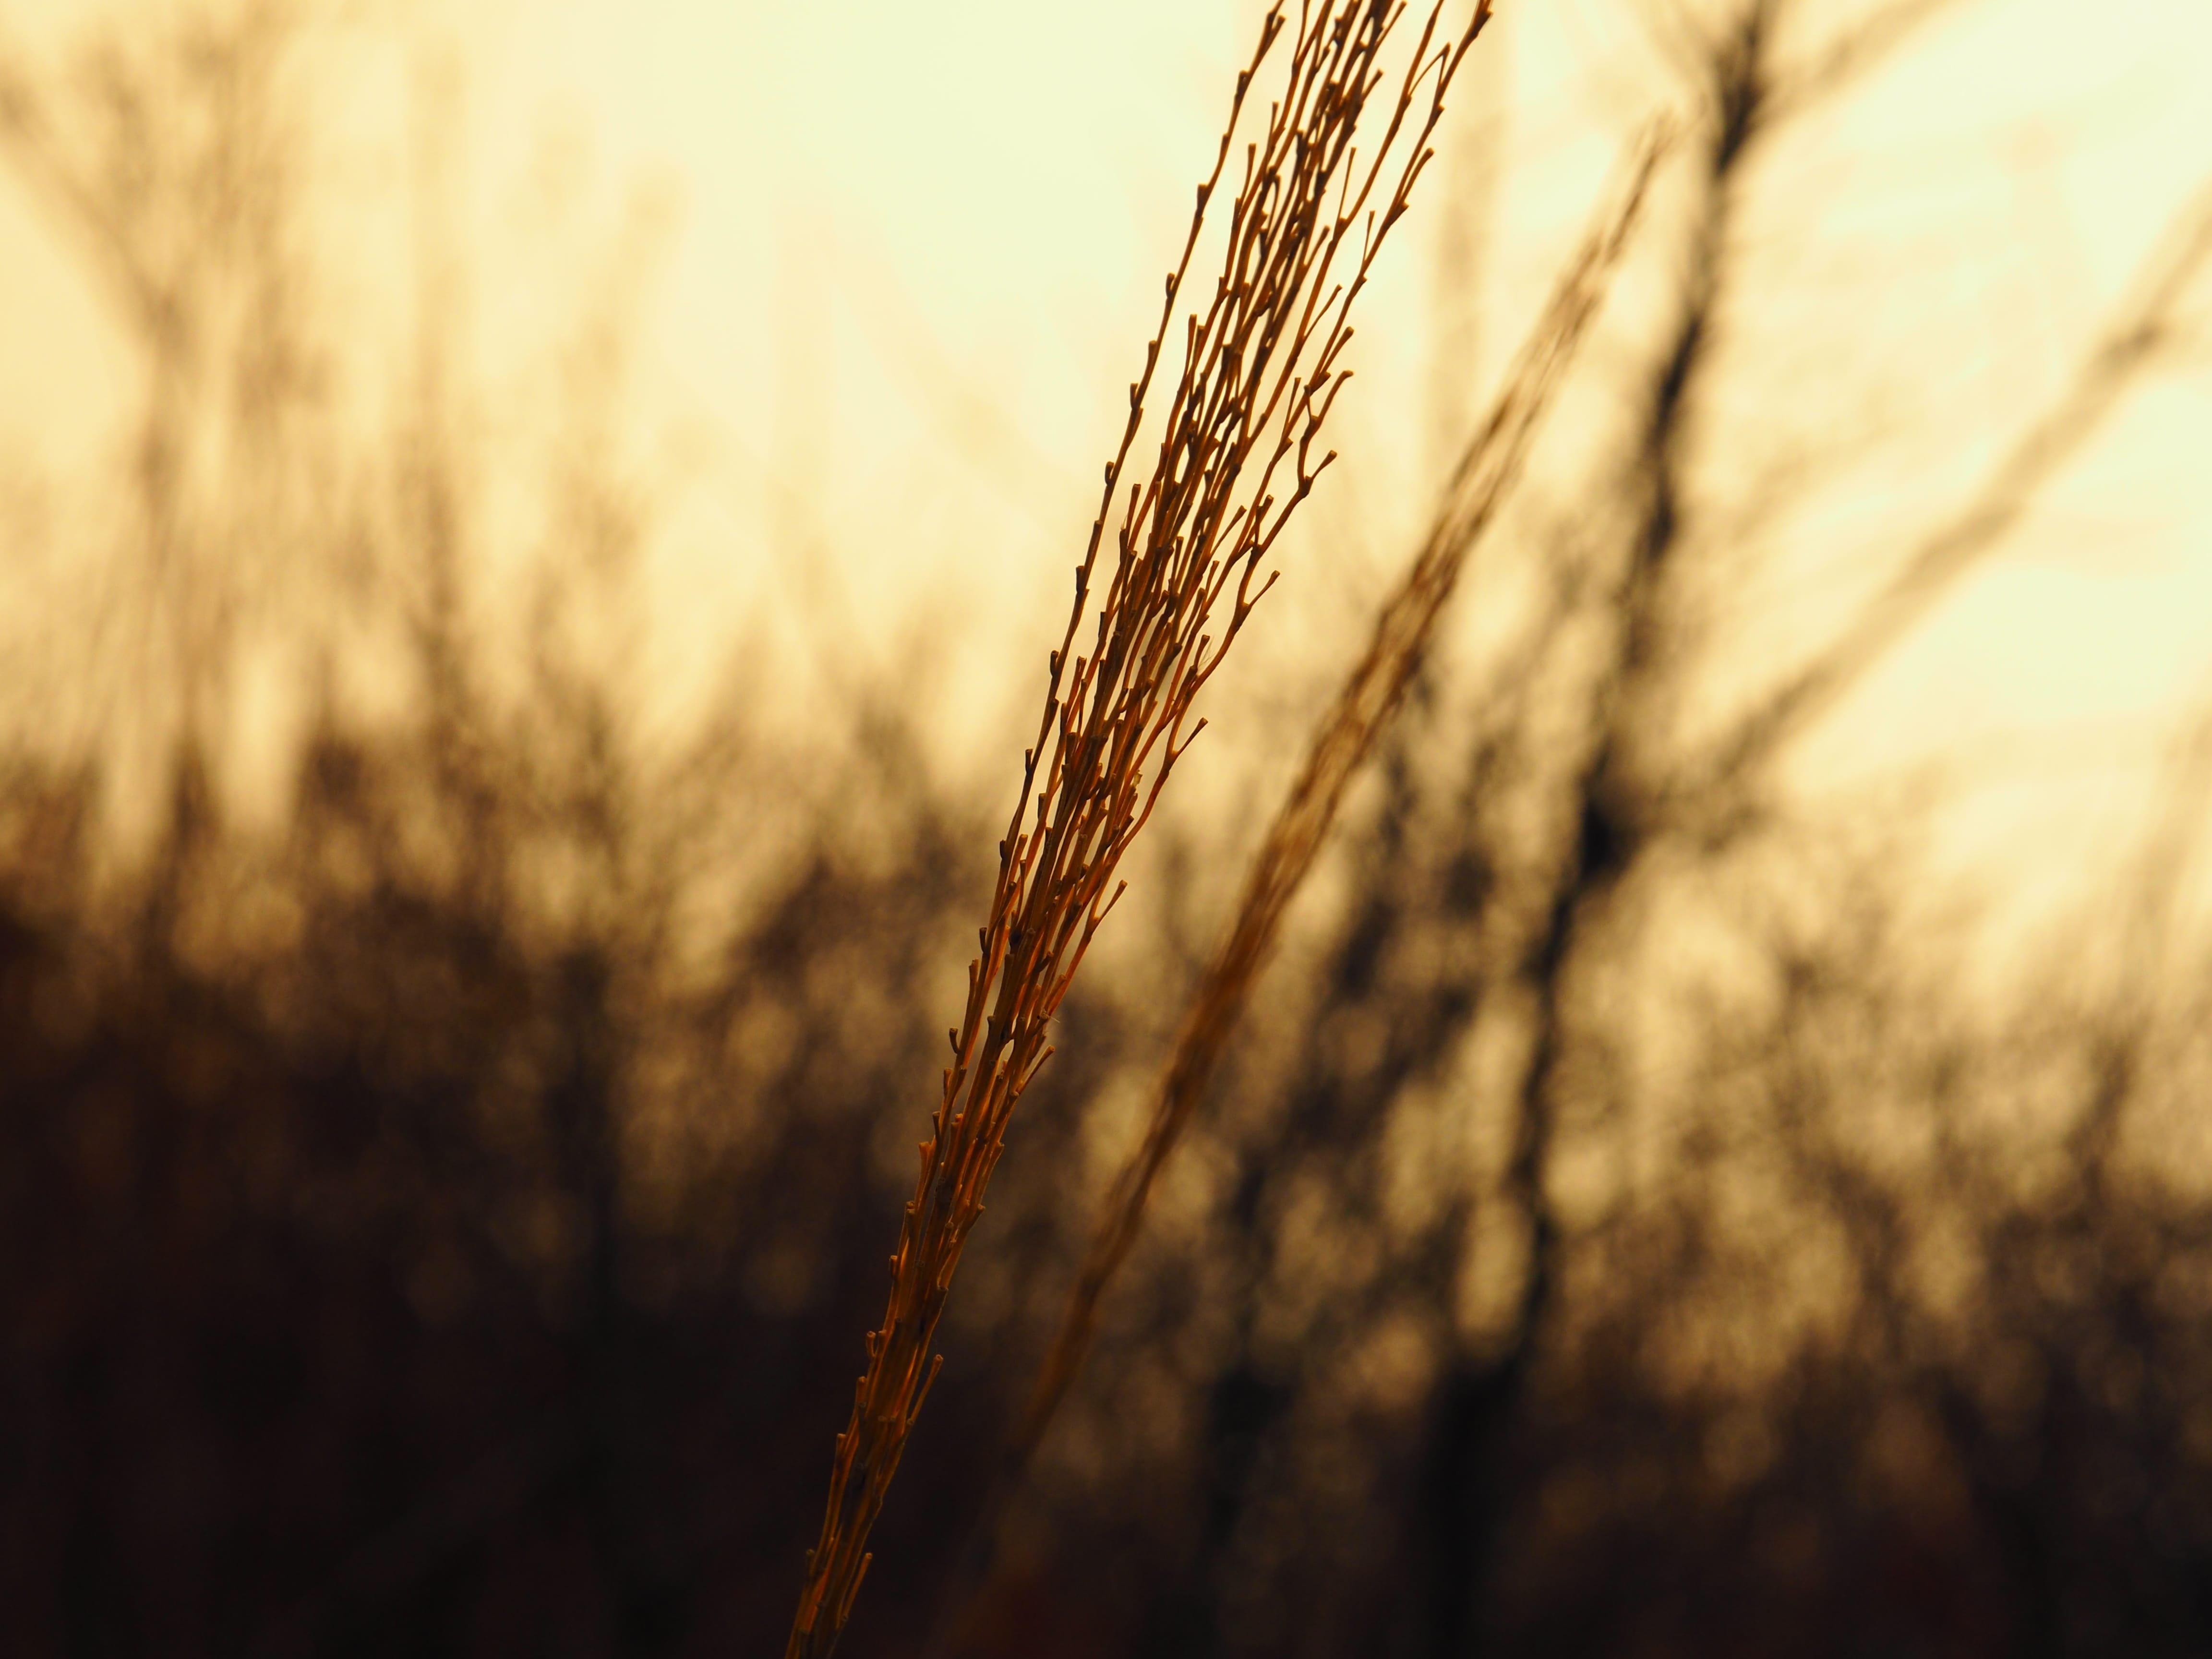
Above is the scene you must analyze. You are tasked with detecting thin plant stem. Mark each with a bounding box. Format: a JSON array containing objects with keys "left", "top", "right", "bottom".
[
  {"left": 781, "top": 7, "right": 1495, "bottom": 1655},
  {"left": 925, "top": 124, "right": 1670, "bottom": 1659}
]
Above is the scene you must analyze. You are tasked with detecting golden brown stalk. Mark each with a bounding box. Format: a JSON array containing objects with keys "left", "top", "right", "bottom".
[
  {"left": 925, "top": 126, "right": 1670, "bottom": 1659},
  {"left": 782, "top": 6, "right": 1494, "bottom": 1655}
]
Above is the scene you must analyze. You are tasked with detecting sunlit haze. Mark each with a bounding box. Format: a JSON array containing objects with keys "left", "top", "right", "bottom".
[{"left": 3, "top": 0, "right": 2210, "bottom": 941}]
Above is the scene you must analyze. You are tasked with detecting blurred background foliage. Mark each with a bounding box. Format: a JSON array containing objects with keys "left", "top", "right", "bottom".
[{"left": 4, "top": 1, "right": 2212, "bottom": 1656}]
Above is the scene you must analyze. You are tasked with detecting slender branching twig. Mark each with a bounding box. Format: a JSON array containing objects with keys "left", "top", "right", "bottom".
[
  {"left": 919, "top": 126, "right": 1669, "bottom": 1659},
  {"left": 782, "top": 6, "right": 1494, "bottom": 1655}
]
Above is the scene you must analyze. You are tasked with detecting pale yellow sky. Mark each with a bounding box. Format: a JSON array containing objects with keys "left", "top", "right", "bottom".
[{"left": 2, "top": 0, "right": 2210, "bottom": 945}]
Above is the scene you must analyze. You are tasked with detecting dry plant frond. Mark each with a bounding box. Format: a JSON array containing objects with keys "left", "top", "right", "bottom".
[
  {"left": 782, "top": 5, "right": 1494, "bottom": 1655},
  {"left": 923, "top": 127, "right": 1671, "bottom": 1658}
]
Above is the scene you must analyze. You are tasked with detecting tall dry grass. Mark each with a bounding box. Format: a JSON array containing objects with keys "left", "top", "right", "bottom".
[
  {"left": 10, "top": 2, "right": 2212, "bottom": 1655},
  {"left": 920, "top": 126, "right": 1669, "bottom": 1657},
  {"left": 782, "top": 4, "right": 1493, "bottom": 1654}
]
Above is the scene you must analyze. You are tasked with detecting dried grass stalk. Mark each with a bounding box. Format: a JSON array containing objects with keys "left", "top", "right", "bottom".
[
  {"left": 924, "top": 128, "right": 1670, "bottom": 1656},
  {"left": 1019, "top": 122, "right": 1665, "bottom": 1460},
  {"left": 782, "top": 5, "right": 1493, "bottom": 1655}
]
